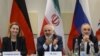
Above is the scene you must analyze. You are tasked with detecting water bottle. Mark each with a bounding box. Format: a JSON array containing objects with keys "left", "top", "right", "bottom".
[
  {"left": 98, "top": 41, "right": 100, "bottom": 56},
  {"left": 80, "top": 39, "right": 86, "bottom": 56},
  {"left": 89, "top": 42, "right": 95, "bottom": 56},
  {"left": 73, "top": 39, "right": 79, "bottom": 56},
  {"left": 80, "top": 40, "right": 85, "bottom": 51},
  {"left": 98, "top": 41, "right": 100, "bottom": 51}
]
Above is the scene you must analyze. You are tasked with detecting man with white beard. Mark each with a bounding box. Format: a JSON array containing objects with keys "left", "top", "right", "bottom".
[
  {"left": 37, "top": 24, "right": 63, "bottom": 56},
  {"left": 74, "top": 23, "right": 98, "bottom": 56}
]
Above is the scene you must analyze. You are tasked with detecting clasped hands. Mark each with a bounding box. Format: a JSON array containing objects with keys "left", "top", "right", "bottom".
[
  {"left": 45, "top": 37, "right": 58, "bottom": 46},
  {"left": 83, "top": 35, "right": 90, "bottom": 42}
]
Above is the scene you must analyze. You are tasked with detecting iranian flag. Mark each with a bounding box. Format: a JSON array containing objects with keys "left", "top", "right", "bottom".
[
  {"left": 40, "top": 0, "right": 65, "bottom": 54},
  {"left": 40, "top": 0, "right": 64, "bottom": 38}
]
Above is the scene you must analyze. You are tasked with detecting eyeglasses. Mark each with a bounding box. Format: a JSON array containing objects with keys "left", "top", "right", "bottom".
[{"left": 83, "top": 28, "right": 91, "bottom": 31}]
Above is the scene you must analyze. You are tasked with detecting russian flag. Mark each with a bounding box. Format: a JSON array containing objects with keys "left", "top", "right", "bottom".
[{"left": 67, "top": 0, "right": 92, "bottom": 51}]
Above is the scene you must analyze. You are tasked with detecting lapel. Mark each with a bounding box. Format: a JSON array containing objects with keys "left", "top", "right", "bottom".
[
  {"left": 8, "top": 38, "right": 12, "bottom": 51},
  {"left": 16, "top": 37, "right": 20, "bottom": 49}
]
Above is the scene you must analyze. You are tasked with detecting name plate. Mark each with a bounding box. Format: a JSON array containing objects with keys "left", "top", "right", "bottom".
[
  {"left": 3, "top": 51, "right": 21, "bottom": 56},
  {"left": 44, "top": 51, "right": 62, "bottom": 56},
  {"left": 80, "top": 51, "right": 86, "bottom": 56}
]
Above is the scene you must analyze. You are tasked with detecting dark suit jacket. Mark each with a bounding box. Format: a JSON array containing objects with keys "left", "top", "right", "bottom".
[
  {"left": 37, "top": 34, "right": 63, "bottom": 56},
  {"left": 2, "top": 36, "right": 27, "bottom": 56},
  {"left": 73, "top": 34, "right": 98, "bottom": 55}
]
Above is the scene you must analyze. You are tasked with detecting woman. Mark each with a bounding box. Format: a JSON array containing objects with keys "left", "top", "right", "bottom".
[{"left": 2, "top": 22, "right": 27, "bottom": 56}]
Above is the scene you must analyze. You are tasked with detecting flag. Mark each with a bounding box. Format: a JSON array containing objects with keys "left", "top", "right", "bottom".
[
  {"left": 96, "top": 29, "right": 100, "bottom": 37},
  {"left": 0, "top": 37, "right": 2, "bottom": 50},
  {"left": 67, "top": 0, "right": 92, "bottom": 51},
  {"left": 10, "top": 0, "right": 36, "bottom": 54},
  {"left": 96, "top": 22, "right": 100, "bottom": 38},
  {"left": 40, "top": 0, "right": 64, "bottom": 39},
  {"left": 40, "top": 0, "right": 64, "bottom": 40},
  {"left": 40, "top": 0, "right": 65, "bottom": 54}
]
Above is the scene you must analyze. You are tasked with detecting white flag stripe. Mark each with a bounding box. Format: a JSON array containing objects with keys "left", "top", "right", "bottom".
[
  {"left": 80, "top": 0, "right": 93, "bottom": 30},
  {"left": 45, "top": 0, "right": 64, "bottom": 37}
]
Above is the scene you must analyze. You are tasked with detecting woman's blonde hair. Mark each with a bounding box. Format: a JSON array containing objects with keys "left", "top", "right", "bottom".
[{"left": 7, "top": 22, "right": 23, "bottom": 37}]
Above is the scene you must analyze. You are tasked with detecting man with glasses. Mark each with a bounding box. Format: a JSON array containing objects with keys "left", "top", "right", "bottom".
[
  {"left": 37, "top": 24, "right": 63, "bottom": 56},
  {"left": 74, "top": 23, "right": 98, "bottom": 56}
]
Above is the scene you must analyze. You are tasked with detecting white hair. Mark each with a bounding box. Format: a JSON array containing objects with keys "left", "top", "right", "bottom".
[{"left": 81, "top": 23, "right": 91, "bottom": 35}]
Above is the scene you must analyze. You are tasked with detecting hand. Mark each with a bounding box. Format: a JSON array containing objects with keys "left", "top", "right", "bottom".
[
  {"left": 45, "top": 37, "right": 52, "bottom": 45},
  {"left": 83, "top": 35, "right": 90, "bottom": 42},
  {"left": 53, "top": 38, "right": 58, "bottom": 46}
]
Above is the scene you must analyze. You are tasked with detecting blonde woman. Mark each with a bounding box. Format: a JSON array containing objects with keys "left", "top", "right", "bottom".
[{"left": 2, "top": 22, "right": 27, "bottom": 56}]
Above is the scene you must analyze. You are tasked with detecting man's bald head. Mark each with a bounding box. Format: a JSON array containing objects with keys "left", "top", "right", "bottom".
[
  {"left": 43, "top": 24, "right": 55, "bottom": 31},
  {"left": 81, "top": 23, "right": 91, "bottom": 36}
]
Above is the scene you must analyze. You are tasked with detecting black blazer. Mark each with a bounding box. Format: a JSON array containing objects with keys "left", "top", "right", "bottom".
[
  {"left": 73, "top": 34, "right": 98, "bottom": 55},
  {"left": 2, "top": 36, "right": 27, "bottom": 56},
  {"left": 37, "top": 34, "right": 63, "bottom": 56}
]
